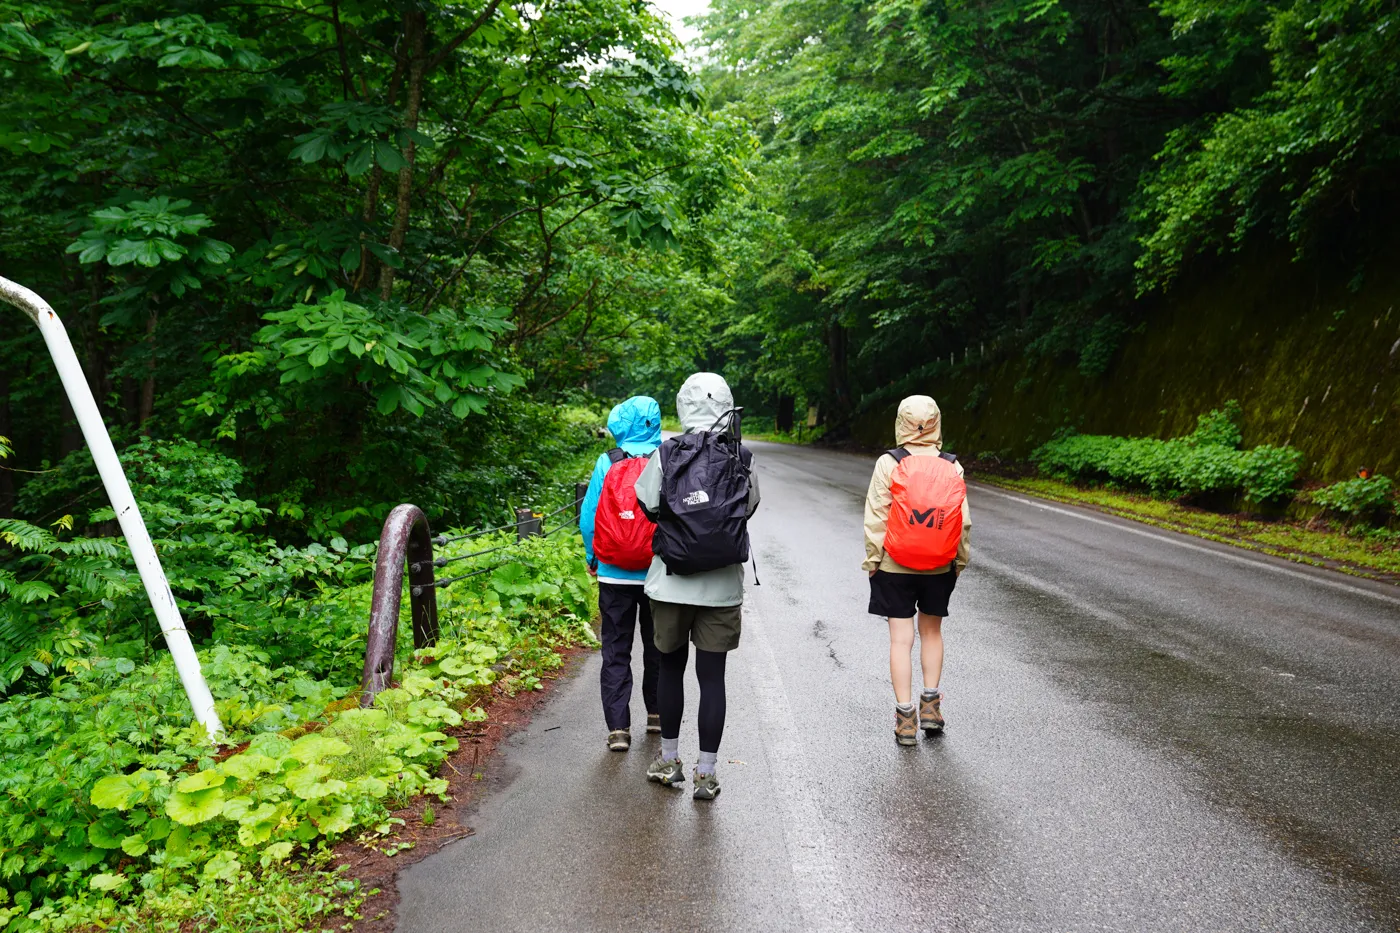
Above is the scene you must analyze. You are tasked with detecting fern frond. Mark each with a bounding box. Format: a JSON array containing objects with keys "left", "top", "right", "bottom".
[{"left": 0, "top": 519, "right": 56, "bottom": 554}]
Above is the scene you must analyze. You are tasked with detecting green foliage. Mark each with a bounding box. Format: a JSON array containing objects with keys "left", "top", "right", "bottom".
[
  {"left": 192, "top": 290, "right": 523, "bottom": 428},
  {"left": 6, "top": 438, "right": 376, "bottom": 685},
  {"left": 0, "top": 647, "right": 338, "bottom": 914},
  {"left": 0, "top": 522, "right": 592, "bottom": 928},
  {"left": 1033, "top": 402, "right": 1302, "bottom": 502},
  {"left": 2, "top": 0, "right": 747, "bottom": 542},
  {"left": 66, "top": 197, "right": 232, "bottom": 297},
  {"left": 1310, "top": 475, "right": 1397, "bottom": 522},
  {"left": 687, "top": 0, "right": 1400, "bottom": 430},
  {"left": 29, "top": 850, "right": 370, "bottom": 932},
  {"left": 1138, "top": 0, "right": 1400, "bottom": 288},
  {"left": 1186, "top": 400, "right": 1244, "bottom": 449}
]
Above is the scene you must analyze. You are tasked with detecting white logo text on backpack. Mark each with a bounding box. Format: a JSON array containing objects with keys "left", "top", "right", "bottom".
[
  {"left": 619, "top": 510, "right": 635, "bottom": 520},
  {"left": 683, "top": 490, "right": 710, "bottom": 506}
]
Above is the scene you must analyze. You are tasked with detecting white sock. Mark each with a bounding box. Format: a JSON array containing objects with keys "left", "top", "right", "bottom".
[
  {"left": 696, "top": 751, "right": 718, "bottom": 776},
  {"left": 661, "top": 737, "right": 679, "bottom": 761}
]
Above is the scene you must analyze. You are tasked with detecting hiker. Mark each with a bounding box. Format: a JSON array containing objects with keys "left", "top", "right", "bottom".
[
  {"left": 863, "top": 395, "right": 971, "bottom": 746},
  {"left": 580, "top": 396, "right": 664, "bottom": 751},
  {"left": 635, "top": 373, "right": 759, "bottom": 800}
]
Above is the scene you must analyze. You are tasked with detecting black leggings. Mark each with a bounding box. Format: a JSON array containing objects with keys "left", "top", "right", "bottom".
[{"left": 658, "top": 646, "right": 727, "bottom": 754}]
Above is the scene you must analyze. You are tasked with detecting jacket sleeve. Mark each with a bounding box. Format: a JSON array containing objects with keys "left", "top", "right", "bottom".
[
  {"left": 956, "top": 461, "right": 971, "bottom": 574},
  {"left": 634, "top": 449, "right": 662, "bottom": 520},
  {"left": 579, "top": 453, "right": 609, "bottom": 569},
  {"left": 862, "top": 455, "right": 894, "bottom": 572}
]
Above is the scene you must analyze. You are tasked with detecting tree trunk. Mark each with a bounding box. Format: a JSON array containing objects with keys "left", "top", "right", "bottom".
[
  {"left": 356, "top": 53, "right": 409, "bottom": 291},
  {"left": 379, "top": 11, "right": 426, "bottom": 300},
  {"left": 775, "top": 394, "right": 795, "bottom": 433},
  {"left": 826, "top": 320, "right": 850, "bottom": 419},
  {"left": 139, "top": 307, "right": 157, "bottom": 431},
  {"left": 0, "top": 371, "right": 12, "bottom": 517}
]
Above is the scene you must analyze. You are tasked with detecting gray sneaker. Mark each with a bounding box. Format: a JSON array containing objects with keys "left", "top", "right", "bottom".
[
  {"left": 692, "top": 770, "right": 721, "bottom": 800},
  {"left": 607, "top": 729, "right": 630, "bottom": 751},
  {"left": 646, "top": 713, "right": 661, "bottom": 734},
  {"left": 646, "top": 755, "right": 686, "bottom": 786}
]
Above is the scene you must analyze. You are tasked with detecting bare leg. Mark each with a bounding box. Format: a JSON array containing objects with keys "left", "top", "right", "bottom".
[
  {"left": 917, "top": 612, "right": 944, "bottom": 692},
  {"left": 887, "top": 616, "right": 915, "bottom": 705}
]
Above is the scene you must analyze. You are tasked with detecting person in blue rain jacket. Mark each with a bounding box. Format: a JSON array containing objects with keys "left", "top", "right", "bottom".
[{"left": 580, "top": 396, "right": 663, "bottom": 751}]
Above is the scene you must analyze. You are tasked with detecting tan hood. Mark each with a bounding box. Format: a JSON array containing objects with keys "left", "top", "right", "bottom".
[{"left": 895, "top": 395, "right": 943, "bottom": 449}]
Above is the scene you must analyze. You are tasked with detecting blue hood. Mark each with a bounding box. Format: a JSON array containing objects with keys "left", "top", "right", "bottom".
[{"left": 608, "top": 396, "right": 662, "bottom": 455}]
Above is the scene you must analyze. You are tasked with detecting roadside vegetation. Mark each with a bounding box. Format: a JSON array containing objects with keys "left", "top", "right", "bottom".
[
  {"left": 974, "top": 403, "right": 1400, "bottom": 580},
  {"left": 0, "top": 431, "right": 597, "bottom": 929}
]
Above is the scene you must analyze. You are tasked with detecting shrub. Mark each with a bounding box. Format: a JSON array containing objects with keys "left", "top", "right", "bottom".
[
  {"left": 1310, "top": 475, "right": 1397, "bottom": 522},
  {"left": 1186, "top": 400, "right": 1243, "bottom": 449},
  {"left": 1238, "top": 445, "right": 1304, "bottom": 503},
  {"left": 0, "top": 527, "right": 593, "bottom": 929},
  {"left": 1032, "top": 401, "right": 1301, "bottom": 503}
]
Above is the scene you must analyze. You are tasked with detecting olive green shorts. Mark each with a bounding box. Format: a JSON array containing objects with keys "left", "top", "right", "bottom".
[{"left": 651, "top": 600, "right": 743, "bottom": 654}]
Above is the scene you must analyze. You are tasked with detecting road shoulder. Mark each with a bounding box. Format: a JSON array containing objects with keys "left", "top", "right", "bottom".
[{"left": 973, "top": 473, "right": 1400, "bottom": 587}]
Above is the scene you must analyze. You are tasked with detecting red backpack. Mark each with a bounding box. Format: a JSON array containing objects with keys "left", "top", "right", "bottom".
[
  {"left": 593, "top": 449, "right": 656, "bottom": 571},
  {"left": 882, "top": 448, "right": 966, "bottom": 571}
]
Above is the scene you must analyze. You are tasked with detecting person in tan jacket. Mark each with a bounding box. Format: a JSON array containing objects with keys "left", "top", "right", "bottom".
[{"left": 863, "top": 395, "right": 971, "bottom": 745}]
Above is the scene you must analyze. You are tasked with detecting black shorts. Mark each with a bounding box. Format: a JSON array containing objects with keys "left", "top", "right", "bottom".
[{"left": 868, "top": 569, "right": 957, "bottom": 618}]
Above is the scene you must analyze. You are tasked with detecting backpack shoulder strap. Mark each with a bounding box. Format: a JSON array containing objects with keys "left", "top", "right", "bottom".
[
  {"left": 886, "top": 447, "right": 910, "bottom": 464},
  {"left": 939, "top": 451, "right": 958, "bottom": 464},
  {"left": 606, "top": 447, "right": 629, "bottom": 464}
]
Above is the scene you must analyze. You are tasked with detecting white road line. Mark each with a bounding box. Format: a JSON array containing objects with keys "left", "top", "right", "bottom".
[
  {"left": 745, "top": 602, "right": 851, "bottom": 933},
  {"left": 973, "top": 484, "right": 1400, "bottom": 608}
]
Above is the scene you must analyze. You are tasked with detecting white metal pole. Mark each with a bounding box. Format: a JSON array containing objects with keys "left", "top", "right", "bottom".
[{"left": 0, "top": 275, "right": 223, "bottom": 740}]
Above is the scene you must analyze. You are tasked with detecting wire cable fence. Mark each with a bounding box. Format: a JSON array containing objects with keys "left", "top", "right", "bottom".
[
  {"left": 425, "top": 512, "right": 584, "bottom": 591},
  {"left": 431, "top": 496, "right": 584, "bottom": 547},
  {"left": 425, "top": 492, "right": 585, "bottom": 591}
]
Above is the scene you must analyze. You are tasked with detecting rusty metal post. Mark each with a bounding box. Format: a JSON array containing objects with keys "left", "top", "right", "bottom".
[
  {"left": 361, "top": 504, "right": 439, "bottom": 707},
  {"left": 515, "top": 506, "right": 541, "bottom": 540},
  {"left": 574, "top": 482, "right": 588, "bottom": 522}
]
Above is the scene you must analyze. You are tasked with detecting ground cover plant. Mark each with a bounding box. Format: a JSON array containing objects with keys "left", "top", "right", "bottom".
[
  {"left": 0, "top": 395, "right": 603, "bottom": 930},
  {"left": 988, "top": 402, "right": 1399, "bottom": 580},
  {"left": 0, "top": 526, "right": 594, "bottom": 931},
  {"left": 1308, "top": 475, "right": 1398, "bottom": 526},
  {"left": 1031, "top": 402, "right": 1303, "bottom": 504}
]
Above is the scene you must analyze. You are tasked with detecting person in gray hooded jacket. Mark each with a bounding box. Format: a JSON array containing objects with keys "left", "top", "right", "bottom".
[{"left": 634, "top": 372, "right": 759, "bottom": 800}]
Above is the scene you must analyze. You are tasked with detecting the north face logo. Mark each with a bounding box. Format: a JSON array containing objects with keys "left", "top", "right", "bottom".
[
  {"left": 683, "top": 489, "right": 710, "bottom": 506},
  {"left": 619, "top": 510, "right": 635, "bottom": 520}
]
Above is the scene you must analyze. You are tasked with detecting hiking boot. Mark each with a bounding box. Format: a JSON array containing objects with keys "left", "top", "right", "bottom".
[
  {"left": 692, "top": 770, "right": 721, "bottom": 800},
  {"left": 646, "top": 713, "right": 661, "bottom": 734},
  {"left": 607, "top": 729, "right": 630, "bottom": 752},
  {"left": 920, "top": 691, "right": 945, "bottom": 734},
  {"left": 895, "top": 704, "right": 918, "bottom": 747},
  {"left": 646, "top": 755, "right": 686, "bottom": 786}
]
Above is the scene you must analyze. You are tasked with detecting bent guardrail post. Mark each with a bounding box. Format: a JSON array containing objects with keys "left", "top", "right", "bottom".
[
  {"left": 361, "top": 503, "right": 439, "bottom": 706},
  {"left": 0, "top": 275, "right": 224, "bottom": 740}
]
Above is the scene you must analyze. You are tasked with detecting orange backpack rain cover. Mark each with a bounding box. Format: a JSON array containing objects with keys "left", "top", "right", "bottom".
[{"left": 883, "top": 452, "right": 966, "bottom": 571}]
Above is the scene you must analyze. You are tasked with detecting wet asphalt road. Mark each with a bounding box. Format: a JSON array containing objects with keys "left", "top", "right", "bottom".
[{"left": 397, "top": 441, "right": 1400, "bottom": 933}]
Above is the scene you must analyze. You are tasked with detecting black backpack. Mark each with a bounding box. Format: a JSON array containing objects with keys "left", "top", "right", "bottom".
[{"left": 643, "top": 428, "right": 753, "bottom": 575}]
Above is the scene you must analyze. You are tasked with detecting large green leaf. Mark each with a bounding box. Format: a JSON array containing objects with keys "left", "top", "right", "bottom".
[
  {"left": 165, "top": 787, "right": 226, "bottom": 826},
  {"left": 176, "top": 768, "right": 228, "bottom": 793}
]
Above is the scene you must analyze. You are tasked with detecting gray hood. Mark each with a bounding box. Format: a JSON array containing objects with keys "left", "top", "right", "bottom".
[{"left": 676, "top": 372, "right": 735, "bottom": 434}]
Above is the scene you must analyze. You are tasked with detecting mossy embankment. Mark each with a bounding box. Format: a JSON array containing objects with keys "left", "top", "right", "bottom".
[{"left": 850, "top": 243, "right": 1400, "bottom": 482}]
